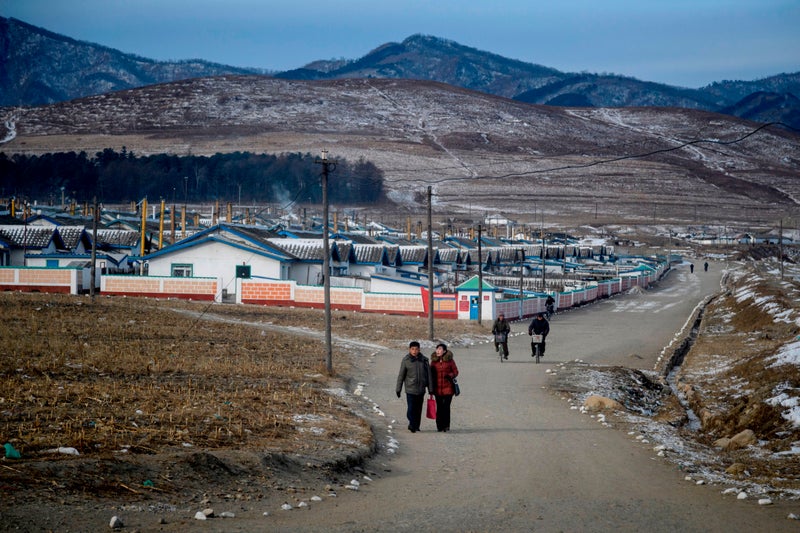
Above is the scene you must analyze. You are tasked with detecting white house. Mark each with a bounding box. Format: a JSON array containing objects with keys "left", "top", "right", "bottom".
[{"left": 142, "top": 224, "right": 295, "bottom": 299}]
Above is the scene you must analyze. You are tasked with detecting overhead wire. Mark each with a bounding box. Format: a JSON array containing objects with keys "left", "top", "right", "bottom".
[
  {"left": 389, "top": 121, "right": 798, "bottom": 185},
  {"left": 153, "top": 120, "right": 800, "bottom": 337}
]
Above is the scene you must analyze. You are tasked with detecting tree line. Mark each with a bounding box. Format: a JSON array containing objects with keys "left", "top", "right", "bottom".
[{"left": 0, "top": 149, "right": 387, "bottom": 206}]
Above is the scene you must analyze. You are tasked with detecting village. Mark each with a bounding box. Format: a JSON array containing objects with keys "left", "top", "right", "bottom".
[{"left": 2, "top": 196, "right": 792, "bottom": 322}]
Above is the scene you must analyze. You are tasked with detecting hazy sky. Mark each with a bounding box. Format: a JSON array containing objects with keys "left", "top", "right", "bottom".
[{"left": 2, "top": 0, "right": 799, "bottom": 88}]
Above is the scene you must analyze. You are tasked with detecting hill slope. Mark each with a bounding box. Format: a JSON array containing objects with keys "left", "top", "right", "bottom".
[
  {"left": 2, "top": 76, "right": 797, "bottom": 227},
  {"left": 3, "top": 20, "right": 799, "bottom": 128}
]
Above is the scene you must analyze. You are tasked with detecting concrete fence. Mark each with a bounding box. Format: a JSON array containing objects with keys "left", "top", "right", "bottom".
[
  {"left": 101, "top": 274, "right": 220, "bottom": 301},
  {"left": 4, "top": 261, "right": 667, "bottom": 321},
  {"left": 0, "top": 266, "right": 81, "bottom": 294}
]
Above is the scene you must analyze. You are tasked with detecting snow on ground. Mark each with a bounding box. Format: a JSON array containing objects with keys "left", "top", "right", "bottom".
[
  {"left": 548, "top": 258, "right": 800, "bottom": 500},
  {"left": 0, "top": 119, "right": 16, "bottom": 144}
]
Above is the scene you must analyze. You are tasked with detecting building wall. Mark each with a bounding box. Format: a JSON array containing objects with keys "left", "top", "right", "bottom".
[
  {"left": 145, "top": 240, "right": 283, "bottom": 295},
  {"left": 239, "top": 278, "right": 427, "bottom": 316},
  {"left": 102, "top": 275, "right": 219, "bottom": 301},
  {"left": 1, "top": 260, "right": 667, "bottom": 320},
  {"left": 0, "top": 266, "right": 78, "bottom": 293}
]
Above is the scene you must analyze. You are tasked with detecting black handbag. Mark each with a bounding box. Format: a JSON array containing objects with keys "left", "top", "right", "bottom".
[{"left": 452, "top": 377, "right": 460, "bottom": 396}]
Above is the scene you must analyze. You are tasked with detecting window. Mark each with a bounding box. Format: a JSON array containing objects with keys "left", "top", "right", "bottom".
[{"left": 171, "top": 264, "right": 193, "bottom": 277}]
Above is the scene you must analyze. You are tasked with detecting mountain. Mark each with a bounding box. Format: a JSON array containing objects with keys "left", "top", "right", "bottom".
[
  {"left": 277, "top": 34, "right": 800, "bottom": 128},
  {"left": 277, "top": 35, "right": 564, "bottom": 100},
  {"left": 279, "top": 35, "right": 718, "bottom": 107},
  {"left": 0, "top": 17, "right": 261, "bottom": 106},
  {"left": 2, "top": 76, "right": 797, "bottom": 229},
  {"left": 2, "top": 19, "right": 798, "bottom": 129}
]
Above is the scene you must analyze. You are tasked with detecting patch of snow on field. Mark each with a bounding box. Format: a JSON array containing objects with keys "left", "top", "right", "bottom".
[
  {"left": 769, "top": 339, "right": 800, "bottom": 368},
  {"left": 766, "top": 387, "right": 800, "bottom": 428},
  {"left": 767, "top": 341, "right": 800, "bottom": 428}
]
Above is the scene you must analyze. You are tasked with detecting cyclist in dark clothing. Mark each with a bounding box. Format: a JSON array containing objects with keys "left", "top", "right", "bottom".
[
  {"left": 545, "top": 295, "right": 555, "bottom": 318},
  {"left": 492, "top": 313, "right": 511, "bottom": 359},
  {"left": 527, "top": 313, "right": 550, "bottom": 357}
]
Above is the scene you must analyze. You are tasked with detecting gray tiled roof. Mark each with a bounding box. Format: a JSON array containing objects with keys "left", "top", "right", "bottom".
[
  {"left": 56, "top": 226, "right": 87, "bottom": 249},
  {"left": 352, "top": 244, "right": 385, "bottom": 264},
  {"left": 436, "top": 248, "right": 460, "bottom": 263},
  {"left": 398, "top": 246, "right": 427, "bottom": 264},
  {"left": 95, "top": 229, "right": 141, "bottom": 247},
  {"left": 335, "top": 242, "right": 353, "bottom": 262},
  {"left": 0, "top": 225, "right": 57, "bottom": 248},
  {"left": 268, "top": 239, "right": 325, "bottom": 261}
]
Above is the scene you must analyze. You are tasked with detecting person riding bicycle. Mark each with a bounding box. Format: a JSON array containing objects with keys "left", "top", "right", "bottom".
[
  {"left": 545, "top": 294, "right": 555, "bottom": 318},
  {"left": 492, "top": 313, "right": 511, "bottom": 359},
  {"left": 527, "top": 312, "right": 550, "bottom": 358}
]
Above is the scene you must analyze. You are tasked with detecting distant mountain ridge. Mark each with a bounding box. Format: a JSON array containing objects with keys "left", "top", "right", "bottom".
[
  {"left": 285, "top": 34, "right": 800, "bottom": 128},
  {"left": 2, "top": 17, "right": 799, "bottom": 129},
  {"left": 0, "top": 17, "right": 262, "bottom": 106}
]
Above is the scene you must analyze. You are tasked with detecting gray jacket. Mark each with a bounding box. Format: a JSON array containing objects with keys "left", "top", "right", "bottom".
[{"left": 396, "top": 353, "right": 430, "bottom": 396}]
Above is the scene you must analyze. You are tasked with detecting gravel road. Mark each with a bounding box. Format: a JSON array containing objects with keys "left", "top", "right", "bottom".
[{"left": 255, "top": 262, "right": 798, "bottom": 533}]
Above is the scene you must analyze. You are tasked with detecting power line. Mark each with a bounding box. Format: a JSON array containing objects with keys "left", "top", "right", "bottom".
[{"left": 389, "top": 121, "right": 799, "bottom": 185}]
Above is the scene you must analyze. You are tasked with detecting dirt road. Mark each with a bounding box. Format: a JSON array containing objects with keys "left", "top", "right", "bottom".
[{"left": 253, "top": 262, "right": 797, "bottom": 532}]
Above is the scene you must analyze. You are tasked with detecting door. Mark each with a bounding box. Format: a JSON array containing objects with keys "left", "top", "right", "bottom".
[{"left": 469, "top": 295, "right": 480, "bottom": 320}]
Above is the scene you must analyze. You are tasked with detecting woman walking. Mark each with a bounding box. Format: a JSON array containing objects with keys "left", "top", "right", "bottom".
[{"left": 430, "top": 343, "right": 459, "bottom": 432}]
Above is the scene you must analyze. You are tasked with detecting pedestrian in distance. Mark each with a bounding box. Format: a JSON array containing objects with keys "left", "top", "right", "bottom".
[
  {"left": 704, "top": 261, "right": 709, "bottom": 272},
  {"left": 492, "top": 313, "right": 511, "bottom": 359},
  {"left": 690, "top": 263, "right": 694, "bottom": 273},
  {"left": 396, "top": 341, "right": 431, "bottom": 433},
  {"left": 528, "top": 312, "right": 550, "bottom": 358},
  {"left": 430, "top": 343, "right": 459, "bottom": 432}
]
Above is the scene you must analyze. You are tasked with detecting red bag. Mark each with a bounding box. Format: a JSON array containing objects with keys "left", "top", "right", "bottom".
[{"left": 426, "top": 396, "right": 437, "bottom": 419}]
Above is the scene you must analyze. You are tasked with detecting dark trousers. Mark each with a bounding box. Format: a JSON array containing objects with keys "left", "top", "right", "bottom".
[
  {"left": 406, "top": 393, "right": 425, "bottom": 431},
  {"left": 531, "top": 340, "right": 546, "bottom": 356},
  {"left": 494, "top": 340, "right": 509, "bottom": 356},
  {"left": 435, "top": 394, "right": 454, "bottom": 431}
]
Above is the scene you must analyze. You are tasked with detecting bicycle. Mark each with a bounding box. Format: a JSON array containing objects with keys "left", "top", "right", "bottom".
[
  {"left": 530, "top": 334, "right": 543, "bottom": 363},
  {"left": 494, "top": 332, "right": 508, "bottom": 363}
]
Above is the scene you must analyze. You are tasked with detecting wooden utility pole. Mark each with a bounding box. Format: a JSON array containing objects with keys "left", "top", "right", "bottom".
[
  {"left": 477, "top": 224, "right": 483, "bottom": 325},
  {"left": 90, "top": 197, "right": 98, "bottom": 302},
  {"left": 518, "top": 248, "right": 525, "bottom": 319},
  {"left": 427, "top": 186, "right": 434, "bottom": 341},
  {"left": 315, "top": 150, "right": 336, "bottom": 374}
]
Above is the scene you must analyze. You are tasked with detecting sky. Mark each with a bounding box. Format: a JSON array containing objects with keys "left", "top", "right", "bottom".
[{"left": 2, "top": 0, "right": 799, "bottom": 88}]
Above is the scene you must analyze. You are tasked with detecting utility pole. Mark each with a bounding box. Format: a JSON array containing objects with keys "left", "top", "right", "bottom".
[
  {"left": 540, "top": 225, "right": 546, "bottom": 292},
  {"left": 158, "top": 199, "right": 165, "bottom": 250},
  {"left": 427, "top": 186, "right": 435, "bottom": 341},
  {"left": 518, "top": 248, "right": 525, "bottom": 319},
  {"left": 477, "top": 223, "right": 483, "bottom": 325},
  {"left": 90, "top": 197, "right": 98, "bottom": 302},
  {"left": 315, "top": 150, "right": 336, "bottom": 374},
  {"left": 140, "top": 198, "right": 147, "bottom": 275},
  {"left": 182, "top": 176, "right": 188, "bottom": 238}
]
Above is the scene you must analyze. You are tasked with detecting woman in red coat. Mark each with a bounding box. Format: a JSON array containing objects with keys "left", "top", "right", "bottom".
[{"left": 430, "top": 343, "right": 459, "bottom": 432}]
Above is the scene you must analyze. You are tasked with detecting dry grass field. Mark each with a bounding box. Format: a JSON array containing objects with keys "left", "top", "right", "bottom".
[{"left": 0, "top": 293, "right": 488, "bottom": 504}]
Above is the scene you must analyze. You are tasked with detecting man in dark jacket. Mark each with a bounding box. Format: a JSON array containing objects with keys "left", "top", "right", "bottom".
[
  {"left": 492, "top": 313, "right": 511, "bottom": 359},
  {"left": 396, "top": 341, "right": 431, "bottom": 433},
  {"left": 527, "top": 313, "right": 550, "bottom": 357}
]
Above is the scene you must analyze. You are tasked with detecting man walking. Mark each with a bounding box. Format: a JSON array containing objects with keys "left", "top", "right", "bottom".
[{"left": 396, "top": 341, "right": 431, "bottom": 433}]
